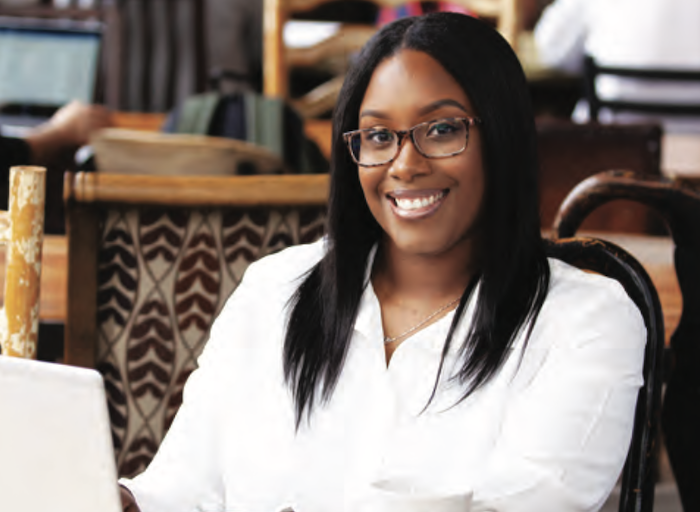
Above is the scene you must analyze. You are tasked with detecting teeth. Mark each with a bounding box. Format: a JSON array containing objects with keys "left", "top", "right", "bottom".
[{"left": 394, "top": 192, "right": 444, "bottom": 211}]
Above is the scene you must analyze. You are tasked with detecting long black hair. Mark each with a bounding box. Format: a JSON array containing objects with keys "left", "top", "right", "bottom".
[{"left": 284, "top": 12, "right": 550, "bottom": 427}]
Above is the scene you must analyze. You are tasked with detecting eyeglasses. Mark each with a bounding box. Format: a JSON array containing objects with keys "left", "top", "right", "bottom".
[{"left": 343, "top": 116, "right": 481, "bottom": 167}]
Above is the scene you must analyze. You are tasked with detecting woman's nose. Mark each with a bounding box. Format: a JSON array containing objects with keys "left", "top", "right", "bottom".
[{"left": 387, "top": 137, "right": 432, "bottom": 182}]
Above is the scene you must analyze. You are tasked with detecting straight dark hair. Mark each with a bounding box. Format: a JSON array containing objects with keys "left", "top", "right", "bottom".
[{"left": 284, "top": 12, "right": 550, "bottom": 427}]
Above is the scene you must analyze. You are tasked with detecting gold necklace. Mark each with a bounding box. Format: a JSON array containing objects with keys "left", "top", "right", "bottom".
[{"left": 383, "top": 297, "right": 461, "bottom": 344}]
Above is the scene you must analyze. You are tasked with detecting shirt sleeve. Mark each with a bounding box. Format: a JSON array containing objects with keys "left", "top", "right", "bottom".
[
  {"left": 471, "top": 272, "right": 647, "bottom": 512},
  {"left": 533, "top": 0, "right": 589, "bottom": 74}
]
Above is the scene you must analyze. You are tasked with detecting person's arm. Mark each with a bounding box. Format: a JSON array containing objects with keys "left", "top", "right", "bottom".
[
  {"left": 533, "top": 0, "right": 588, "bottom": 73},
  {"left": 471, "top": 269, "right": 646, "bottom": 511},
  {"left": 23, "top": 100, "right": 112, "bottom": 166}
]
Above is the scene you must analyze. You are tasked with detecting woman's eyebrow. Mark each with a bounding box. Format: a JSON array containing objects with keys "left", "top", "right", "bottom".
[
  {"left": 360, "top": 99, "right": 470, "bottom": 120},
  {"left": 418, "top": 99, "right": 470, "bottom": 116},
  {"left": 359, "top": 109, "right": 389, "bottom": 120}
]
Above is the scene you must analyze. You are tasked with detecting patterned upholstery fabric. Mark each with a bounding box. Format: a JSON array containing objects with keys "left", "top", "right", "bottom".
[{"left": 96, "top": 205, "right": 325, "bottom": 477}]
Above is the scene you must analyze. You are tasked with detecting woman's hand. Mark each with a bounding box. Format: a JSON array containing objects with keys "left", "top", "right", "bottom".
[{"left": 119, "top": 484, "right": 141, "bottom": 512}]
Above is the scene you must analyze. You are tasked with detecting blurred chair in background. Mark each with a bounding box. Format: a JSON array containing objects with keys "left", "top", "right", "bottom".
[
  {"left": 554, "top": 170, "right": 700, "bottom": 512},
  {"left": 583, "top": 56, "right": 700, "bottom": 128},
  {"left": 63, "top": 171, "right": 328, "bottom": 477},
  {"left": 534, "top": 0, "right": 700, "bottom": 134},
  {"left": 547, "top": 236, "right": 664, "bottom": 512},
  {"left": 263, "top": 0, "right": 524, "bottom": 119},
  {"left": 536, "top": 120, "right": 663, "bottom": 233}
]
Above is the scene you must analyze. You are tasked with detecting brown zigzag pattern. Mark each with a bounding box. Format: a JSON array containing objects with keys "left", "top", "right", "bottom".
[
  {"left": 98, "top": 219, "right": 138, "bottom": 342},
  {"left": 139, "top": 209, "right": 188, "bottom": 282},
  {"left": 119, "top": 436, "right": 160, "bottom": 478},
  {"left": 122, "top": 292, "right": 175, "bottom": 474},
  {"left": 127, "top": 292, "right": 174, "bottom": 417},
  {"left": 174, "top": 224, "right": 221, "bottom": 353},
  {"left": 299, "top": 207, "right": 327, "bottom": 244},
  {"left": 163, "top": 361, "right": 197, "bottom": 433},
  {"left": 222, "top": 209, "right": 269, "bottom": 268},
  {"left": 265, "top": 209, "right": 297, "bottom": 256},
  {"left": 97, "top": 357, "right": 128, "bottom": 459}
]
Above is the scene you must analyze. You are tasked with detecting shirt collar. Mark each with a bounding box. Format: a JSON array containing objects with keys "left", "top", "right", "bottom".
[{"left": 352, "top": 244, "right": 481, "bottom": 353}]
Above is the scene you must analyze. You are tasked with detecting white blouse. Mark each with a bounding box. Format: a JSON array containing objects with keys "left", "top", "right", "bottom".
[{"left": 122, "top": 240, "right": 646, "bottom": 512}]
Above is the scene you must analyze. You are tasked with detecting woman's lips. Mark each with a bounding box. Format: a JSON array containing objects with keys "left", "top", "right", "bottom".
[{"left": 386, "top": 189, "right": 449, "bottom": 219}]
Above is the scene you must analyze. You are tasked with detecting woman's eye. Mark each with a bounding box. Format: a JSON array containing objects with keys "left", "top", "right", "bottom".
[
  {"left": 365, "top": 130, "right": 394, "bottom": 146},
  {"left": 427, "top": 120, "right": 460, "bottom": 137}
]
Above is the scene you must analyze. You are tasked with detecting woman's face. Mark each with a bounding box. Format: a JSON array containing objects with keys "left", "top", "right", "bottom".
[{"left": 357, "top": 49, "right": 485, "bottom": 260}]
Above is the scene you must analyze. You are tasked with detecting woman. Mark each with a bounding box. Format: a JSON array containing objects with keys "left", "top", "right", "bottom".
[{"left": 120, "top": 12, "right": 645, "bottom": 512}]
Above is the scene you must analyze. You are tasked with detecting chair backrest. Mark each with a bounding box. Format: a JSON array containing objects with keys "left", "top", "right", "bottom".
[
  {"left": 547, "top": 236, "right": 664, "bottom": 512},
  {"left": 263, "top": 0, "right": 523, "bottom": 119},
  {"left": 536, "top": 119, "right": 663, "bottom": 233},
  {"left": 0, "top": 166, "right": 46, "bottom": 359},
  {"left": 583, "top": 55, "right": 700, "bottom": 122},
  {"left": 554, "top": 170, "right": 700, "bottom": 512},
  {"left": 63, "top": 171, "right": 328, "bottom": 477}
]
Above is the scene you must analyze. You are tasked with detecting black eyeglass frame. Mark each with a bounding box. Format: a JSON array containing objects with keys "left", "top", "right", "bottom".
[{"left": 343, "top": 116, "right": 482, "bottom": 168}]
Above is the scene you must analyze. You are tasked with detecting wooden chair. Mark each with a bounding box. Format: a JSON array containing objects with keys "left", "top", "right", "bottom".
[
  {"left": 547, "top": 236, "right": 664, "bottom": 512},
  {"left": 263, "top": 0, "right": 524, "bottom": 119},
  {"left": 536, "top": 119, "right": 664, "bottom": 233},
  {"left": 63, "top": 171, "right": 328, "bottom": 477},
  {"left": 554, "top": 170, "right": 700, "bottom": 512},
  {"left": 583, "top": 55, "right": 700, "bottom": 122},
  {"left": 0, "top": 166, "right": 46, "bottom": 359}
]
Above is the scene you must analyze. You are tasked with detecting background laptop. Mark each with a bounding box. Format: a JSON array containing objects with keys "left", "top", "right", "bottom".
[
  {"left": 0, "top": 355, "right": 121, "bottom": 512},
  {"left": 0, "top": 15, "right": 103, "bottom": 131}
]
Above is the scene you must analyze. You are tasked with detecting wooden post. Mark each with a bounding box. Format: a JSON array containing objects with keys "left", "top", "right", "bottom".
[
  {"left": 0, "top": 166, "right": 46, "bottom": 359},
  {"left": 263, "top": 0, "right": 288, "bottom": 99}
]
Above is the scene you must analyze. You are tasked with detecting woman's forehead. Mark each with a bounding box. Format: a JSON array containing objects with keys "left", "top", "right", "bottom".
[{"left": 359, "top": 49, "right": 474, "bottom": 119}]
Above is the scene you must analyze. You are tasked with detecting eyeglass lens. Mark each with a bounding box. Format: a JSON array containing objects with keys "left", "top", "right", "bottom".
[{"left": 349, "top": 118, "right": 469, "bottom": 166}]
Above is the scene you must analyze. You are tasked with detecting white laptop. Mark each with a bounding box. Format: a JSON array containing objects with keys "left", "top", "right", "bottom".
[{"left": 0, "top": 355, "right": 121, "bottom": 512}]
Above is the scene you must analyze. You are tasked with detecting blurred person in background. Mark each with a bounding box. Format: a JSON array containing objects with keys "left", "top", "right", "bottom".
[
  {"left": 0, "top": 100, "right": 112, "bottom": 171},
  {"left": 533, "top": 0, "right": 700, "bottom": 133}
]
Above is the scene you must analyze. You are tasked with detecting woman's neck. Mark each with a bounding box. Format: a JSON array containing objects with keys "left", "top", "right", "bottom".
[{"left": 372, "top": 238, "right": 479, "bottom": 304}]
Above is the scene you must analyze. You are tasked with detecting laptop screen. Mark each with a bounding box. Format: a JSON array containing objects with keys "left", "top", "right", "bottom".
[{"left": 0, "top": 17, "right": 102, "bottom": 108}]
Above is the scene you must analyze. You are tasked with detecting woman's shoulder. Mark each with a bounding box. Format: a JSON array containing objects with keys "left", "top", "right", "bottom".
[
  {"left": 546, "top": 256, "right": 635, "bottom": 304},
  {"left": 241, "top": 238, "right": 327, "bottom": 291},
  {"left": 533, "top": 257, "right": 646, "bottom": 348},
  {"left": 204, "top": 239, "right": 327, "bottom": 351}
]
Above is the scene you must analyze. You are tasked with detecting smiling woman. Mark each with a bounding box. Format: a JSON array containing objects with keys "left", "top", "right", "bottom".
[{"left": 119, "top": 12, "right": 646, "bottom": 512}]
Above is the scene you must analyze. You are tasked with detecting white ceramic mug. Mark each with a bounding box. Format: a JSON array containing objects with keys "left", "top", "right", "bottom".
[{"left": 359, "top": 480, "right": 473, "bottom": 512}]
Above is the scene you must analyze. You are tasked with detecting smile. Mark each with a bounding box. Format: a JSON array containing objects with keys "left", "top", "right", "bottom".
[{"left": 387, "top": 189, "right": 448, "bottom": 219}]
